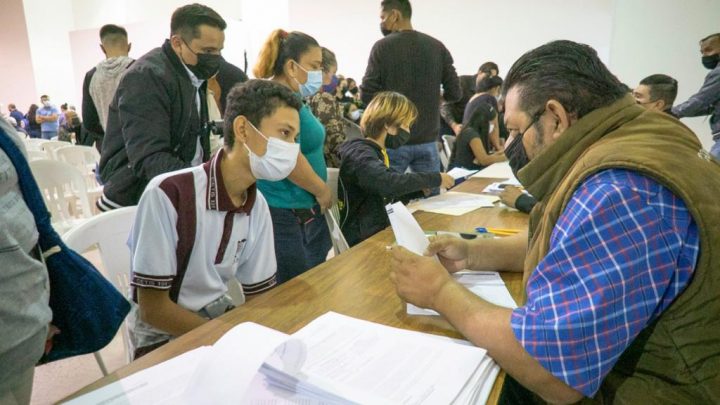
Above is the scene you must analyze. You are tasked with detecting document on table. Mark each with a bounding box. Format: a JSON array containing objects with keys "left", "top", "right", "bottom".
[
  {"left": 386, "top": 201, "right": 430, "bottom": 255},
  {"left": 407, "top": 271, "right": 518, "bottom": 316},
  {"left": 66, "top": 322, "right": 292, "bottom": 405},
  {"left": 482, "top": 179, "right": 523, "bottom": 195},
  {"left": 69, "top": 311, "right": 501, "bottom": 405},
  {"left": 471, "top": 161, "right": 517, "bottom": 182},
  {"left": 447, "top": 167, "right": 479, "bottom": 180},
  {"left": 406, "top": 191, "right": 499, "bottom": 216},
  {"left": 261, "top": 312, "right": 491, "bottom": 405}
]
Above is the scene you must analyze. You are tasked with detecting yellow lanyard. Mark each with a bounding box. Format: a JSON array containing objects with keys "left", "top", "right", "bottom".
[{"left": 381, "top": 148, "right": 389, "bottom": 168}]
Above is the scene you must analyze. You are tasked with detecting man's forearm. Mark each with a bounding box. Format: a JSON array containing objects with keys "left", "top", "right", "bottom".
[
  {"left": 467, "top": 230, "right": 528, "bottom": 272},
  {"left": 140, "top": 300, "right": 207, "bottom": 337},
  {"left": 433, "top": 281, "right": 584, "bottom": 404}
]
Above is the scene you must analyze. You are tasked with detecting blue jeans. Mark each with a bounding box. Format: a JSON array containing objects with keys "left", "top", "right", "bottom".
[
  {"left": 710, "top": 139, "right": 720, "bottom": 160},
  {"left": 268, "top": 205, "right": 332, "bottom": 284},
  {"left": 41, "top": 130, "right": 57, "bottom": 140},
  {"left": 386, "top": 142, "right": 442, "bottom": 194}
]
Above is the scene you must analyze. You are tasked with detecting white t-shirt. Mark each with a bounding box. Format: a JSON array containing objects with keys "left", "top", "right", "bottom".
[{"left": 128, "top": 149, "right": 276, "bottom": 348}]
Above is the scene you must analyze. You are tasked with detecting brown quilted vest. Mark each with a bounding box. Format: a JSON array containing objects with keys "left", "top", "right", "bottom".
[{"left": 518, "top": 95, "right": 720, "bottom": 403}]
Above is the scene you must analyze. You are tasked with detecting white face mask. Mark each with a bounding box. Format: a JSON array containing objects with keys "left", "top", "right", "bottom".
[
  {"left": 42, "top": 100, "right": 50, "bottom": 107},
  {"left": 244, "top": 122, "right": 300, "bottom": 181},
  {"left": 349, "top": 109, "right": 362, "bottom": 121}
]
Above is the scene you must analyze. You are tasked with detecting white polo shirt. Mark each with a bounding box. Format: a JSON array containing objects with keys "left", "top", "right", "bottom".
[{"left": 129, "top": 149, "right": 277, "bottom": 312}]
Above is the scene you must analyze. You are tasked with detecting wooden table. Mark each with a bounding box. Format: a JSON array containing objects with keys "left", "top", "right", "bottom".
[{"left": 65, "top": 177, "right": 528, "bottom": 403}]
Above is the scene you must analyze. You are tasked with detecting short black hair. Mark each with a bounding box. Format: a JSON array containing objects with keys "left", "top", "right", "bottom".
[
  {"left": 381, "top": 0, "right": 412, "bottom": 19},
  {"left": 60, "top": 103, "right": 68, "bottom": 110},
  {"left": 478, "top": 61, "right": 499, "bottom": 74},
  {"left": 476, "top": 76, "right": 503, "bottom": 93},
  {"left": 99, "top": 24, "right": 127, "bottom": 43},
  {"left": 464, "top": 102, "right": 497, "bottom": 136},
  {"left": 503, "top": 40, "right": 627, "bottom": 120},
  {"left": 171, "top": 3, "right": 226, "bottom": 42},
  {"left": 700, "top": 33, "right": 720, "bottom": 43},
  {"left": 640, "top": 74, "right": 678, "bottom": 108},
  {"left": 40, "top": 95, "right": 49, "bottom": 100},
  {"left": 223, "top": 79, "right": 302, "bottom": 149}
]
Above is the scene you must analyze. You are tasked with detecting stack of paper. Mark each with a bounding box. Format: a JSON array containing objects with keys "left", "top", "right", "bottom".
[
  {"left": 471, "top": 161, "right": 517, "bottom": 183},
  {"left": 69, "top": 312, "right": 502, "bottom": 405},
  {"left": 259, "top": 312, "right": 498, "bottom": 405},
  {"left": 408, "top": 271, "right": 517, "bottom": 316},
  {"left": 405, "top": 191, "right": 498, "bottom": 216}
]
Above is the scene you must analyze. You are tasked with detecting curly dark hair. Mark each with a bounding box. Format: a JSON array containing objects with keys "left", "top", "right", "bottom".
[{"left": 223, "top": 79, "right": 302, "bottom": 149}]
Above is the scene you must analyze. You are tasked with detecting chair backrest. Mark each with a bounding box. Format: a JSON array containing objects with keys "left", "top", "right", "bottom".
[
  {"left": 29, "top": 159, "right": 93, "bottom": 230},
  {"left": 40, "top": 140, "right": 72, "bottom": 159},
  {"left": 63, "top": 206, "right": 137, "bottom": 294},
  {"left": 24, "top": 138, "right": 45, "bottom": 152},
  {"left": 325, "top": 206, "right": 350, "bottom": 256},
  {"left": 26, "top": 150, "right": 48, "bottom": 161},
  {"left": 55, "top": 145, "right": 101, "bottom": 189},
  {"left": 441, "top": 134, "right": 455, "bottom": 161},
  {"left": 326, "top": 167, "right": 339, "bottom": 206},
  {"left": 343, "top": 118, "right": 363, "bottom": 140}
]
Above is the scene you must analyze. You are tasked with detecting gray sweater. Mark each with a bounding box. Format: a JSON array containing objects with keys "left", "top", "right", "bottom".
[
  {"left": 672, "top": 65, "right": 720, "bottom": 139},
  {"left": 0, "top": 120, "right": 52, "bottom": 391}
]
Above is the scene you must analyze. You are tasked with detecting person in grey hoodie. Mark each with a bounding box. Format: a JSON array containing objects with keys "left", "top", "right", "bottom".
[
  {"left": 672, "top": 32, "right": 720, "bottom": 158},
  {"left": 0, "top": 118, "right": 52, "bottom": 404},
  {"left": 81, "top": 24, "right": 133, "bottom": 150}
]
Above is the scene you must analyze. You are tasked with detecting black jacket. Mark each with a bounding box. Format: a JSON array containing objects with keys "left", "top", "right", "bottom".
[
  {"left": 80, "top": 67, "right": 102, "bottom": 149},
  {"left": 338, "top": 138, "right": 441, "bottom": 246},
  {"left": 99, "top": 40, "right": 210, "bottom": 206},
  {"left": 360, "top": 30, "right": 461, "bottom": 145}
]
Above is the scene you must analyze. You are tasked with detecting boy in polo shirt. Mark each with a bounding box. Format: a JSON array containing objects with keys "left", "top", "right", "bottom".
[{"left": 128, "top": 79, "right": 303, "bottom": 358}]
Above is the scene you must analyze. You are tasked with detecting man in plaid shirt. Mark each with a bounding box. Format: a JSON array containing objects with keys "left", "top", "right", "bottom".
[{"left": 390, "top": 40, "right": 719, "bottom": 404}]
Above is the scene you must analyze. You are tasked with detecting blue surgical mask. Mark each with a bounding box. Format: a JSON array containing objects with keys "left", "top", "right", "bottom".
[{"left": 293, "top": 61, "right": 323, "bottom": 97}]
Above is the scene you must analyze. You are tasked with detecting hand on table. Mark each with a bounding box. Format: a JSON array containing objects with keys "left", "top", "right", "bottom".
[
  {"left": 499, "top": 186, "right": 524, "bottom": 209},
  {"left": 390, "top": 245, "right": 453, "bottom": 309}
]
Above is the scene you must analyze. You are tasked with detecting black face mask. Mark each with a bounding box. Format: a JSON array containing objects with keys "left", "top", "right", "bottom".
[
  {"left": 187, "top": 53, "right": 221, "bottom": 80},
  {"left": 349, "top": 87, "right": 359, "bottom": 95},
  {"left": 385, "top": 128, "right": 411, "bottom": 149},
  {"left": 182, "top": 39, "right": 221, "bottom": 80},
  {"left": 506, "top": 115, "right": 539, "bottom": 178},
  {"left": 380, "top": 23, "right": 392, "bottom": 37},
  {"left": 702, "top": 54, "right": 720, "bottom": 70}
]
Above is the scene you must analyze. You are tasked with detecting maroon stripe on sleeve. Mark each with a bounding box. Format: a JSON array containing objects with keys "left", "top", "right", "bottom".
[{"left": 158, "top": 172, "right": 197, "bottom": 303}]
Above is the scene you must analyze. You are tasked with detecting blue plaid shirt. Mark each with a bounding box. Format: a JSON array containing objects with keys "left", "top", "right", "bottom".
[{"left": 511, "top": 169, "right": 699, "bottom": 397}]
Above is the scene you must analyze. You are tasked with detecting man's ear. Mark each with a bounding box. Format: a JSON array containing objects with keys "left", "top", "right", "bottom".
[
  {"left": 655, "top": 99, "right": 667, "bottom": 111},
  {"left": 545, "top": 99, "right": 571, "bottom": 140},
  {"left": 100, "top": 44, "right": 106, "bottom": 55},
  {"left": 127, "top": 43, "right": 132, "bottom": 53},
  {"left": 233, "top": 115, "right": 248, "bottom": 145}
]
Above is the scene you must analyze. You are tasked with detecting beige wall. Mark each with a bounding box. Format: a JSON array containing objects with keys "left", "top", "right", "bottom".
[{"left": 0, "top": 0, "right": 38, "bottom": 115}]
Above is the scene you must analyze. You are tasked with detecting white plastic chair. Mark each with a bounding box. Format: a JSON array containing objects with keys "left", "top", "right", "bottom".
[
  {"left": 29, "top": 160, "right": 93, "bottom": 234},
  {"left": 26, "top": 150, "right": 48, "bottom": 161},
  {"left": 63, "top": 206, "right": 137, "bottom": 375},
  {"left": 24, "top": 138, "right": 45, "bottom": 152},
  {"left": 40, "top": 140, "right": 72, "bottom": 159},
  {"left": 325, "top": 206, "right": 349, "bottom": 256},
  {"left": 55, "top": 145, "right": 103, "bottom": 202},
  {"left": 326, "top": 168, "right": 339, "bottom": 207},
  {"left": 343, "top": 118, "right": 363, "bottom": 141},
  {"left": 324, "top": 168, "right": 350, "bottom": 255},
  {"left": 442, "top": 134, "right": 455, "bottom": 162}
]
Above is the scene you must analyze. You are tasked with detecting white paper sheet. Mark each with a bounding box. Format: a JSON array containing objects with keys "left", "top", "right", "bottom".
[
  {"left": 447, "top": 167, "right": 479, "bottom": 180},
  {"left": 386, "top": 201, "right": 430, "bottom": 255},
  {"left": 68, "top": 322, "right": 292, "bottom": 405},
  {"left": 263, "top": 312, "right": 489, "bottom": 405},
  {"left": 406, "top": 192, "right": 498, "bottom": 216},
  {"left": 471, "top": 161, "right": 516, "bottom": 181},
  {"left": 408, "top": 271, "right": 517, "bottom": 316},
  {"left": 65, "top": 347, "right": 211, "bottom": 405}
]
